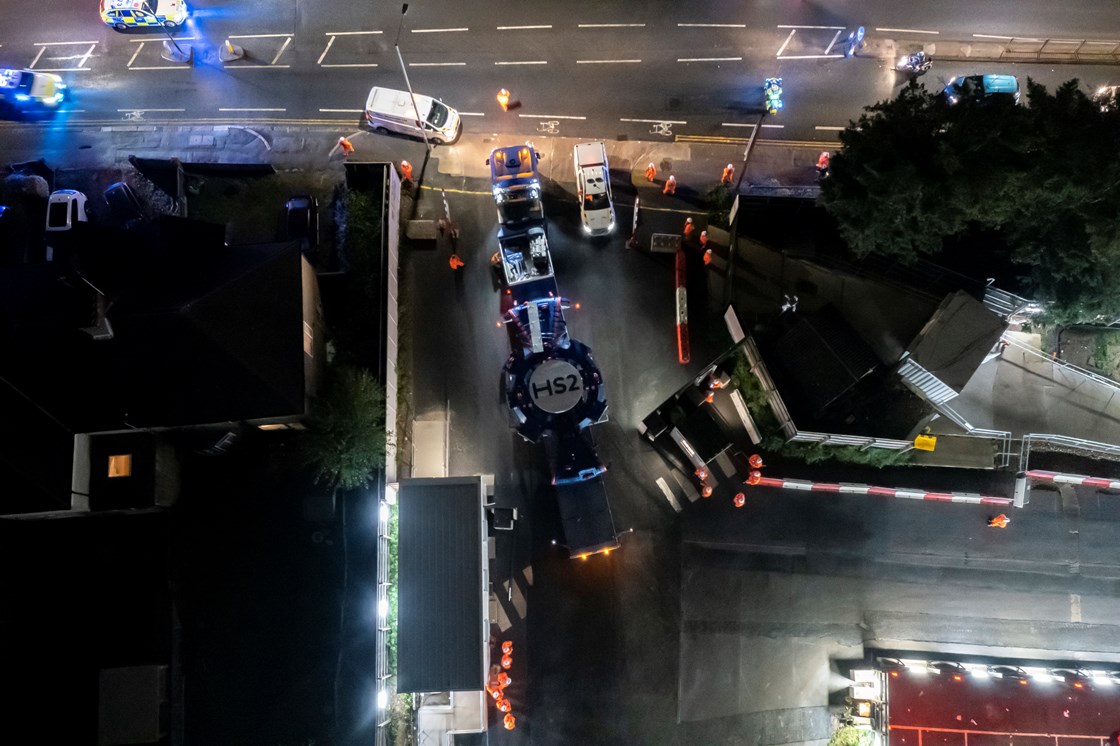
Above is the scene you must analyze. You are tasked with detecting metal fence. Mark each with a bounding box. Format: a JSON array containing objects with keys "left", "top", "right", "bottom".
[{"left": 1018, "top": 433, "right": 1120, "bottom": 472}]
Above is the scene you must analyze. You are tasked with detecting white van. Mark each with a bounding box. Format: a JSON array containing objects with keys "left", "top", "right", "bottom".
[
  {"left": 573, "top": 142, "right": 614, "bottom": 236},
  {"left": 364, "top": 87, "right": 461, "bottom": 145}
]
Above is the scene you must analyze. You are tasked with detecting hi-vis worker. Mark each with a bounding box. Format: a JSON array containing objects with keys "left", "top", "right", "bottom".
[
  {"left": 100, "top": 0, "right": 189, "bottom": 31},
  {"left": 645, "top": 162, "right": 657, "bottom": 182},
  {"left": 683, "top": 216, "right": 695, "bottom": 239},
  {"left": 449, "top": 254, "right": 465, "bottom": 271},
  {"left": 663, "top": 174, "right": 677, "bottom": 195},
  {"left": 988, "top": 513, "right": 1010, "bottom": 528},
  {"left": 496, "top": 88, "right": 511, "bottom": 111},
  {"left": 699, "top": 230, "right": 709, "bottom": 249},
  {"left": 337, "top": 137, "right": 355, "bottom": 157},
  {"left": 400, "top": 160, "right": 413, "bottom": 181},
  {"left": 720, "top": 163, "right": 735, "bottom": 186}
]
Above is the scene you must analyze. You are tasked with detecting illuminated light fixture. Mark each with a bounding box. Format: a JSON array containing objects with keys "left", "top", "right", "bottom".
[
  {"left": 889, "top": 670, "right": 900, "bottom": 678},
  {"left": 1090, "top": 670, "right": 1115, "bottom": 686},
  {"left": 967, "top": 666, "right": 990, "bottom": 679},
  {"left": 856, "top": 701, "right": 871, "bottom": 717},
  {"left": 377, "top": 598, "right": 389, "bottom": 618},
  {"left": 1019, "top": 678, "right": 1029, "bottom": 686},
  {"left": 1029, "top": 670, "right": 1052, "bottom": 683},
  {"left": 377, "top": 688, "right": 388, "bottom": 709},
  {"left": 1073, "top": 681, "right": 1084, "bottom": 689},
  {"left": 952, "top": 674, "right": 963, "bottom": 682}
]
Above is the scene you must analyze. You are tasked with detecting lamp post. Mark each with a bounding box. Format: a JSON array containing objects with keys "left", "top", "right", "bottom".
[
  {"left": 138, "top": 1, "right": 190, "bottom": 63},
  {"left": 394, "top": 4, "right": 432, "bottom": 154}
]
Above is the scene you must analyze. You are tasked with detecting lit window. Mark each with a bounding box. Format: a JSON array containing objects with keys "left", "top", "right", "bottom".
[{"left": 108, "top": 454, "right": 132, "bottom": 478}]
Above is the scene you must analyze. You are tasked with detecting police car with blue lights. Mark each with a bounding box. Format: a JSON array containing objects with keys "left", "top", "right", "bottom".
[
  {"left": 100, "top": 0, "right": 188, "bottom": 31},
  {"left": 0, "top": 69, "right": 67, "bottom": 110}
]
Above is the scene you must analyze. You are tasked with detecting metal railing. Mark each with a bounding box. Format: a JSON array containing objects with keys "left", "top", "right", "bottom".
[
  {"left": 1003, "top": 334, "right": 1120, "bottom": 393},
  {"left": 1018, "top": 433, "right": 1120, "bottom": 472}
]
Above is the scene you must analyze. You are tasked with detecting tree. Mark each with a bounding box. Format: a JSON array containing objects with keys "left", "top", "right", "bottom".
[
  {"left": 300, "top": 366, "right": 388, "bottom": 489},
  {"left": 821, "top": 78, "right": 1120, "bottom": 322}
]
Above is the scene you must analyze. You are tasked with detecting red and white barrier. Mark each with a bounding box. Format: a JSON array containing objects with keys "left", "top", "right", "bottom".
[
  {"left": 1027, "top": 470, "right": 1120, "bottom": 489},
  {"left": 755, "top": 476, "right": 1012, "bottom": 506},
  {"left": 675, "top": 248, "right": 690, "bottom": 364}
]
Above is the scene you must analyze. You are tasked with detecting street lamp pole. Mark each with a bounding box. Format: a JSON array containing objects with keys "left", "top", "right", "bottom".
[
  {"left": 724, "top": 112, "right": 764, "bottom": 306},
  {"left": 395, "top": 4, "right": 432, "bottom": 154}
]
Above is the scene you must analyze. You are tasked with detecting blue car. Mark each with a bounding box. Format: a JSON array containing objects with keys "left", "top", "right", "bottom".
[{"left": 943, "top": 74, "right": 1020, "bottom": 105}]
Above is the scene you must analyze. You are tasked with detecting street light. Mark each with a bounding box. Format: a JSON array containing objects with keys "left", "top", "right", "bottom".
[
  {"left": 136, "top": 1, "right": 190, "bottom": 63},
  {"left": 394, "top": 4, "right": 432, "bottom": 154}
]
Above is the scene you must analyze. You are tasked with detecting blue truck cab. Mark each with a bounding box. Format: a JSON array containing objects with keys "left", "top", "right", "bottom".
[
  {"left": 487, "top": 145, "right": 544, "bottom": 226},
  {"left": 943, "top": 74, "right": 1020, "bottom": 105}
]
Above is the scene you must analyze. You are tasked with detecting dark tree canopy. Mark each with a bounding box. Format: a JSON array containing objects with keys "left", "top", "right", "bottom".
[
  {"left": 821, "top": 78, "right": 1120, "bottom": 322},
  {"left": 301, "top": 366, "right": 388, "bottom": 490}
]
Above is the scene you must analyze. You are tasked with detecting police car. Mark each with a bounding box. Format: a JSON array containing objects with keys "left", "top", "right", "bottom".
[
  {"left": 0, "top": 68, "right": 67, "bottom": 109},
  {"left": 100, "top": 0, "right": 188, "bottom": 31}
]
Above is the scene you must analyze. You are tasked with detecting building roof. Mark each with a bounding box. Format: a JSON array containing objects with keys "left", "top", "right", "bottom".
[
  {"left": 905, "top": 291, "right": 1007, "bottom": 392},
  {"left": 397, "top": 477, "right": 486, "bottom": 693},
  {"left": 0, "top": 217, "right": 305, "bottom": 433}
]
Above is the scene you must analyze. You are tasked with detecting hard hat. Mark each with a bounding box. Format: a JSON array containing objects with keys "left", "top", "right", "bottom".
[
  {"left": 686, "top": 217, "right": 693, "bottom": 223},
  {"left": 727, "top": 163, "right": 733, "bottom": 169}
]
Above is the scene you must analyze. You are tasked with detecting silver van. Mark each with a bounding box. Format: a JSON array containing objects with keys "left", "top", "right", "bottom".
[{"left": 364, "top": 87, "right": 461, "bottom": 145}]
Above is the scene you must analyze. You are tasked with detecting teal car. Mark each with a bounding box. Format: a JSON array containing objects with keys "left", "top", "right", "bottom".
[{"left": 943, "top": 74, "right": 1020, "bottom": 105}]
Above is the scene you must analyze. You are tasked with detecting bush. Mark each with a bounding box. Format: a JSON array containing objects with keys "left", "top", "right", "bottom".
[
  {"left": 300, "top": 366, "right": 389, "bottom": 489},
  {"left": 829, "top": 726, "right": 872, "bottom": 746}
]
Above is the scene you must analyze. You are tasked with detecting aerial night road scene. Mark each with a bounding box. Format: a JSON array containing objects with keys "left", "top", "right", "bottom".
[{"left": 4, "top": 1, "right": 1120, "bottom": 745}]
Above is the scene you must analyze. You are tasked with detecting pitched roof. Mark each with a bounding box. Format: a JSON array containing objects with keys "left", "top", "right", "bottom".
[{"left": 0, "top": 217, "right": 305, "bottom": 433}]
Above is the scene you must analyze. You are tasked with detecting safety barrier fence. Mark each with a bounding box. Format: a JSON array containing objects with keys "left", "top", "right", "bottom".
[
  {"left": 889, "top": 724, "right": 1113, "bottom": 745},
  {"left": 755, "top": 476, "right": 1012, "bottom": 505},
  {"left": 1019, "top": 433, "right": 1120, "bottom": 472},
  {"left": 1026, "top": 469, "right": 1120, "bottom": 490},
  {"left": 1002, "top": 334, "right": 1120, "bottom": 393}
]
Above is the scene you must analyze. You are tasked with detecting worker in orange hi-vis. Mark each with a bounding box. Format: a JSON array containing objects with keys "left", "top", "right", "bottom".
[
  {"left": 400, "top": 160, "right": 413, "bottom": 182},
  {"left": 503, "top": 714, "right": 517, "bottom": 731},
  {"left": 703, "top": 248, "right": 713, "bottom": 266},
  {"left": 733, "top": 493, "right": 746, "bottom": 508},
  {"left": 645, "top": 162, "right": 657, "bottom": 182},
  {"left": 449, "top": 254, "right": 465, "bottom": 271},
  {"left": 497, "top": 671, "right": 511, "bottom": 688},
  {"left": 748, "top": 454, "right": 764, "bottom": 469},
  {"left": 683, "top": 216, "right": 695, "bottom": 239},
  {"left": 502, "top": 641, "right": 513, "bottom": 655},
  {"left": 663, "top": 174, "right": 677, "bottom": 195},
  {"left": 701, "top": 484, "right": 713, "bottom": 498},
  {"left": 721, "top": 162, "right": 735, "bottom": 186},
  {"left": 496, "top": 698, "right": 512, "bottom": 713},
  {"left": 700, "top": 230, "right": 709, "bottom": 249},
  {"left": 746, "top": 470, "right": 761, "bottom": 485},
  {"left": 988, "top": 513, "right": 1010, "bottom": 528},
  {"left": 337, "top": 136, "right": 355, "bottom": 157},
  {"left": 496, "top": 88, "right": 511, "bottom": 111},
  {"left": 500, "top": 654, "right": 512, "bottom": 669}
]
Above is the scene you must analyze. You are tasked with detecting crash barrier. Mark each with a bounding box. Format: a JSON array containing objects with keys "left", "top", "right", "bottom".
[
  {"left": 756, "top": 476, "right": 1013, "bottom": 506},
  {"left": 896, "top": 37, "right": 1120, "bottom": 65},
  {"left": 1026, "top": 470, "right": 1120, "bottom": 490}
]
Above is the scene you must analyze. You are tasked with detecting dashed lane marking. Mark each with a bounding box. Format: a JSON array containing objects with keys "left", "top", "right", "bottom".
[
  {"left": 578, "top": 23, "right": 646, "bottom": 28},
  {"left": 227, "top": 33, "right": 291, "bottom": 38},
  {"left": 458, "top": 112, "right": 485, "bottom": 116},
  {"left": 721, "top": 122, "right": 756, "bottom": 127},
  {"left": 319, "top": 108, "right": 363, "bottom": 113},
  {"left": 219, "top": 108, "right": 286, "bottom": 112},
  {"left": 621, "top": 117, "right": 687, "bottom": 124},
  {"left": 677, "top": 23, "right": 746, "bottom": 28},
  {"left": 325, "top": 30, "right": 382, "bottom": 35},
  {"left": 777, "top": 24, "right": 846, "bottom": 30},
  {"left": 496, "top": 25, "right": 552, "bottom": 30},
  {"left": 577, "top": 59, "right": 641, "bottom": 64},
  {"left": 495, "top": 60, "right": 548, "bottom": 65},
  {"left": 877, "top": 27, "right": 939, "bottom": 34},
  {"left": 815, "top": 125, "right": 845, "bottom": 131},
  {"left": 677, "top": 56, "right": 742, "bottom": 62},
  {"left": 518, "top": 113, "right": 585, "bottom": 119},
  {"left": 409, "top": 62, "right": 466, "bottom": 66},
  {"left": 411, "top": 27, "right": 468, "bottom": 33}
]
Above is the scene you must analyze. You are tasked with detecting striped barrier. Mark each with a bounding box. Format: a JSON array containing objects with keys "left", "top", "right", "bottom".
[
  {"left": 1026, "top": 470, "right": 1120, "bottom": 489},
  {"left": 756, "top": 476, "right": 1012, "bottom": 506},
  {"left": 675, "top": 248, "right": 689, "bottom": 364}
]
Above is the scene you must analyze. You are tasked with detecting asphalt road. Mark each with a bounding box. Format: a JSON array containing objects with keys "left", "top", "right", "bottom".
[{"left": 4, "top": 1, "right": 1120, "bottom": 143}]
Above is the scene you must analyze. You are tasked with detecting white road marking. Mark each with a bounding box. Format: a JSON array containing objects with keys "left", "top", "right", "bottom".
[
  {"left": 458, "top": 112, "right": 486, "bottom": 116},
  {"left": 325, "top": 30, "right": 382, "bottom": 35},
  {"left": 116, "top": 108, "right": 185, "bottom": 111},
  {"left": 576, "top": 59, "right": 641, "bottom": 64},
  {"left": 677, "top": 23, "right": 746, "bottom": 28},
  {"left": 270, "top": 36, "right": 292, "bottom": 65},
  {"left": 777, "top": 24, "right": 846, "bottom": 30},
  {"left": 129, "top": 65, "right": 193, "bottom": 71},
  {"left": 34, "top": 40, "right": 99, "bottom": 44},
  {"left": 127, "top": 43, "right": 145, "bottom": 67},
  {"left": 518, "top": 113, "right": 586, "bottom": 119},
  {"left": 227, "top": 33, "right": 292, "bottom": 38},
  {"left": 876, "top": 27, "right": 939, "bottom": 35},
  {"left": 1070, "top": 593, "right": 1082, "bottom": 622},
  {"left": 780, "top": 54, "right": 844, "bottom": 59},
  {"left": 677, "top": 56, "right": 742, "bottom": 62},
  {"left": 776, "top": 29, "right": 796, "bottom": 57},
  {"left": 579, "top": 23, "right": 646, "bottom": 28},
  {"left": 127, "top": 36, "right": 197, "bottom": 42},
  {"left": 226, "top": 65, "right": 291, "bottom": 69},
  {"left": 815, "top": 125, "right": 845, "bottom": 130},
  {"left": 496, "top": 25, "right": 552, "bottom": 30},
  {"left": 411, "top": 27, "right": 469, "bottom": 33},
  {"left": 824, "top": 29, "right": 844, "bottom": 54},
  {"left": 722, "top": 122, "right": 756, "bottom": 128},
  {"left": 760, "top": 123, "right": 785, "bottom": 128},
  {"left": 495, "top": 60, "right": 547, "bottom": 65},
  {"left": 29, "top": 47, "right": 46, "bottom": 69},
  {"left": 219, "top": 108, "right": 286, "bottom": 112},
  {"left": 78, "top": 43, "right": 96, "bottom": 68},
  {"left": 409, "top": 61, "right": 466, "bottom": 66},
  {"left": 322, "top": 63, "right": 379, "bottom": 67},
  {"left": 319, "top": 108, "right": 364, "bottom": 112},
  {"left": 316, "top": 36, "right": 335, "bottom": 64},
  {"left": 656, "top": 477, "right": 683, "bottom": 513},
  {"left": 620, "top": 117, "right": 687, "bottom": 123}
]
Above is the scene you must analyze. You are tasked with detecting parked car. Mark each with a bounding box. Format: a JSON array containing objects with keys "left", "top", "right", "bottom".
[
  {"left": 364, "top": 86, "right": 461, "bottom": 145},
  {"left": 45, "top": 190, "right": 88, "bottom": 231},
  {"left": 573, "top": 141, "right": 615, "bottom": 236},
  {"left": 103, "top": 181, "right": 145, "bottom": 226},
  {"left": 284, "top": 194, "right": 318, "bottom": 253},
  {"left": 943, "top": 74, "right": 1020, "bottom": 105}
]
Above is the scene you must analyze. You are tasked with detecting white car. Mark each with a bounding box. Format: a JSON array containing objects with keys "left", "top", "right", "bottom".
[
  {"left": 0, "top": 68, "right": 67, "bottom": 109},
  {"left": 574, "top": 141, "right": 614, "bottom": 236},
  {"left": 46, "top": 190, "right": 89, "bottom": 231}
]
